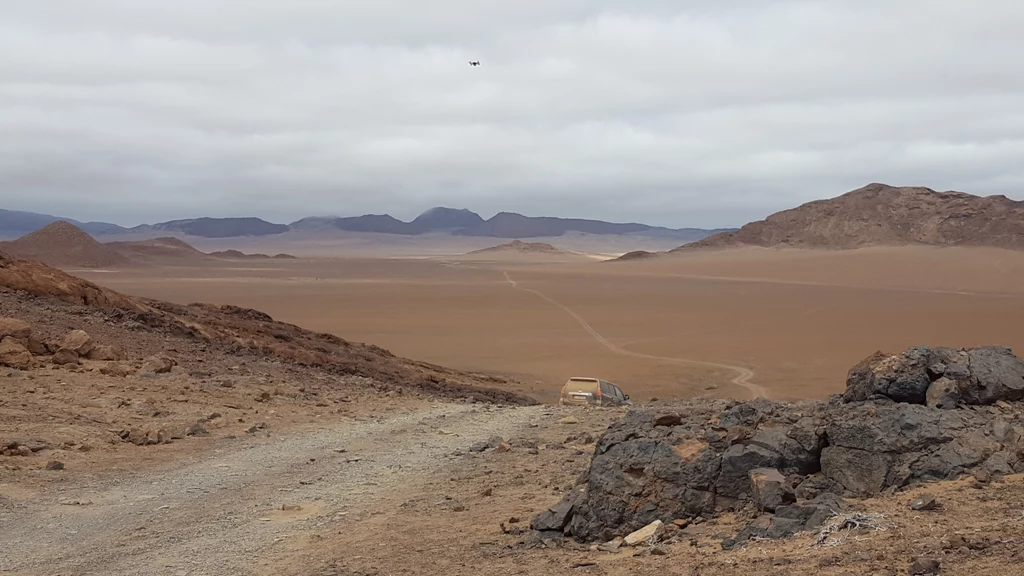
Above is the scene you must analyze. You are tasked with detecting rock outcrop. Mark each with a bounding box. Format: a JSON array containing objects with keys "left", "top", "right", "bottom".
[{"left": 536, "top": 345, "right": 1024, "bottom": 546}]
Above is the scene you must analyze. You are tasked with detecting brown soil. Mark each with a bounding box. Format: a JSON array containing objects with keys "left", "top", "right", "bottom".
[
  {"left": 685, "top": 183, "right": 1024, "bottom": 250},
  {"left": 78, "top": 247, "right": 1024, "bottom": 403},
  {"left": 0, "top": 221, "right": 132, "bottom": 269}
]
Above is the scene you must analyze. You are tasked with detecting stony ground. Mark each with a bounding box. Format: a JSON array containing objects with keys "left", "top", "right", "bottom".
[{"left": 4, "top": 384, "right": 1024, "bottom": 575}]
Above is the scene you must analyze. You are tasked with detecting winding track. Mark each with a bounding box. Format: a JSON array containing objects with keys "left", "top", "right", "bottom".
[{"left": 502, "top": 271, "right": 767, "bottom": 399}]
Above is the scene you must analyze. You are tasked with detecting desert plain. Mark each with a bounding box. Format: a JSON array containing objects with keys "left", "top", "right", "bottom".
[{"left": 74, "top": 244, "right": 1024, "bottom": 403}]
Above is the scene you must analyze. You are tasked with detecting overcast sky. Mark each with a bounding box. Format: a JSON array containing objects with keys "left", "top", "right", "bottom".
[{"left": 1, "top": 1, "right": 1023, "bottom": 228}]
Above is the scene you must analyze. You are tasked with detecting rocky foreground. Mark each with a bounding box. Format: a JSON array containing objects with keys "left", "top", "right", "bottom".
[{"left": 533, "top": 345, "right": 1024, "bottom": 559}]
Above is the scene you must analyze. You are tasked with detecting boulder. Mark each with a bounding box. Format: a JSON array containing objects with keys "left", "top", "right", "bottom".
[
  {"left": 653, "top": 413, "right": 681, "bottom": 427},
  {"left": 141, "top": 355, "right": 176, "bottom": 374},
  {"left": 717, "top": 443, "right": 782, "bottom": 498},
  {"left": 86, "top": 344, "right": 122, "bottom": 361},
  {"left": 60, "top": 330, "right": 94, "bottom": 356},
  {"left": 99, "top": 363, "right": 135, "bottom": 377},
  {"left": 51, "top": 348, "right": 81, "bottom": 366},
  {"left": 961, "top": 347, "right": 1024, "bottom": 404},
  {"left": 0, "top": 318, "right": 31, "bottom": 342},
  {"left": 845, "top": 346, "right": 1024, "bottom": 406},
  {"left": 749, "top": 468, "right": 794, "bottom": 512},
  {"left": 0, "top": 337, "right": 33, "bottom": 370},
  {"left": 25, "top": 337, "right": 48, "bottom": 356}
]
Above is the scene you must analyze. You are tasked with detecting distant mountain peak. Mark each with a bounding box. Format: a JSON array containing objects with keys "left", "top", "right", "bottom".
[{"left": 679, "top": 183, "right": 1024, "bottom": 251}]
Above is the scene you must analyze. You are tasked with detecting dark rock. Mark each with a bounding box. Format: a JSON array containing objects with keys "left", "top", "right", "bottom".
[
  {"left": 185, "top": 423, "right": 209, "bottom": 437},
  {"left": 470, "top": 435, "right": 505, "bottom": 452},
  {"left": 749, "top": 468, "right": 794, "bottom": 512},
  {"left": 46, "top": 460, "right": 65, "bottom": 471},
  {"left": 531, "top": 490, "right": 580, "bottom": 532},
  {"left": 962, "top": 347, "right": 1024, "bottom": 404},
  {"left": 717, "top": 443, "right": 782, "bottom": 498},
  {"left": 653, "top": 413, "right": 682, "bottom": 427},
  {"left": 909, "top": 558, "right": 941, "bottom": 575},
  {"left": 820, "top": 446, "right": 893, "bottom": 495},
  {"left": 50, "top": 348, "right": 81, "bottom": 366}
]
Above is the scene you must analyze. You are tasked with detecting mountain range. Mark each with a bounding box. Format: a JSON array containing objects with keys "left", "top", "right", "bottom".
[
  {"left": 0, "top": 207, "right": 730, "bottom": 241},
  {"left": 676, "top": 183, "right": 1024, "bottom": 251}
]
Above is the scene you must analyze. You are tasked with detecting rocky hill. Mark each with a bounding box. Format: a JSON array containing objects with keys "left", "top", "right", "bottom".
[
  {"left": 0, "top": 247, "right": 532, "bottom": 405},
  {"left": 105, "top": 237, "right": 211, "bottom": 264},
  {"left": 679, "top": 183, "right": 1024, "bottom": 251},
  {"left": 470, "top": 240, "right": 560, "bottom": 254},
  {"left": 0, "top": 221, "right": 132, "bottom": 268}
]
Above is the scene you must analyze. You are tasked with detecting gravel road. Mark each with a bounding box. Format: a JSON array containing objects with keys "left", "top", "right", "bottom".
[{"left": 0, "top": 402, "right": 549, "bottom": 576}]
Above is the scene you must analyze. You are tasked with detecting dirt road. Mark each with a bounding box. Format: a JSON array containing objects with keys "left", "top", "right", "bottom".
[
  {"left": 501, "top": 271, "right": 767, "bottom": 399},
  {"left": 0, "top": 403, "right": 549, "bottom": 576}
]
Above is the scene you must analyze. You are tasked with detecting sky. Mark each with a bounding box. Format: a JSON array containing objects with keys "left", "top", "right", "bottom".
[{"left": 1, "top": 1, "right": 1023, "bottom": 228}]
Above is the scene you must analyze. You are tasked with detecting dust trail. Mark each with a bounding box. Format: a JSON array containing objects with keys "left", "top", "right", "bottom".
[{"left": 502, "top": 271, "right": 767, "bottom": 399}]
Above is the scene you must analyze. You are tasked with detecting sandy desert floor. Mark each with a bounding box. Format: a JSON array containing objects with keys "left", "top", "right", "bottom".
[{"left": 74, "top": 245, "right": 1024, "bottom": 403}]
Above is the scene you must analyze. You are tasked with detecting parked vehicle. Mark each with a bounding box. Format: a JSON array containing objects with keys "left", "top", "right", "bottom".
[{"left": 559, "top": 377, "right": 631, "bottom": 406}]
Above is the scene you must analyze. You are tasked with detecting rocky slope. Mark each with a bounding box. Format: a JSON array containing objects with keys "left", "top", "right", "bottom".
[
  {"left": 0, "top": 248, "right": 534, "bottom": 405},
  {"left": 533, "top": 344, "right": 1024, "bottom": 548},
  {"left": 679, "top": 183, "right": 1024, "bottom": 250}
]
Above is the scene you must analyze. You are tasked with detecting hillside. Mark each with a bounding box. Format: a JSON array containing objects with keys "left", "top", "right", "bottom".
[
  {"left": 680, "top": 183, "right": 1024, "bottom": 251},
  {"left": 0, "top": 221, "right": 132, "bottom": 268},
  {"left": 0, "top": 247, "right": 533, "bottom": 404},
  {"left": 105, "top": 237, "right": 211, "bottom": 265}
]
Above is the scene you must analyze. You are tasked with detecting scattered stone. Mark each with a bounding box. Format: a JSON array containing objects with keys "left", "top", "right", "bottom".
[
  {"left": 60, "top": 330, "right": 94, "bottom": 356},
  {"left": 46, "top": 460, "right": 65, "bottom": 471},
  {"left": 558, "top": 416, "right": 580, "bottom": 425},
  {"left": 909, "top": 558, "right": 941, "bottom": 575},
  {"left": 494, "top": 443, "right": 511, "bottom": 453},
  {"left": 910, "top": 494, "right": 939, "bottom": 511},
  {"left": 597, "top": 538, "right": 623, "bottom": 552},
  {"left": 481, "top": 488, "right": 493, "bottom": 497},
  {"left": 624, "top": 520, "right": 663, "bottom": 546},
  {"left": 141, "top": 355, "right": 176, "bottom": 374},
  {"left": 50, "top": 348, "right": 80, "bottom": 366},
  {"left": 649, "top": 545, "right": 669, "bottom": 556},
  {"left": 246, "top": 423, "right": 268, "bottom": 434},
  {"left": 280, "top": 504, "right": 302, "bottom": 511},
  {"left": 16, "top": 445, "right": 32, "bottom": 457},
  {"left": 0, "top": 337, "right": 33, "bottom": 370},
  {"left": 653, "top": 413, "right": 682, "bottom": 427},
  {"left": 185, "top": 423, "right": 209, "bottom": 437},
  {"left": 527, "top": 447, "right": 540, "bottom": 455},
  {"left": 469, "top": 435, "right": 504, "bottom": 453},
  {"left": 508, "top": 516, "right": 521, "bottom": 524}
]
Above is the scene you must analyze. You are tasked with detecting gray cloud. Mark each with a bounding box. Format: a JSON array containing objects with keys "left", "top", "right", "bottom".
[{"left": 1, "top": 0, "right": 1023, "bottom": 228}]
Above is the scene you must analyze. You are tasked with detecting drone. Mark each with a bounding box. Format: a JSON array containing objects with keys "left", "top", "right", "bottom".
[{"left": 468, "top": 60, "right": 480, "bottom": 66}]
